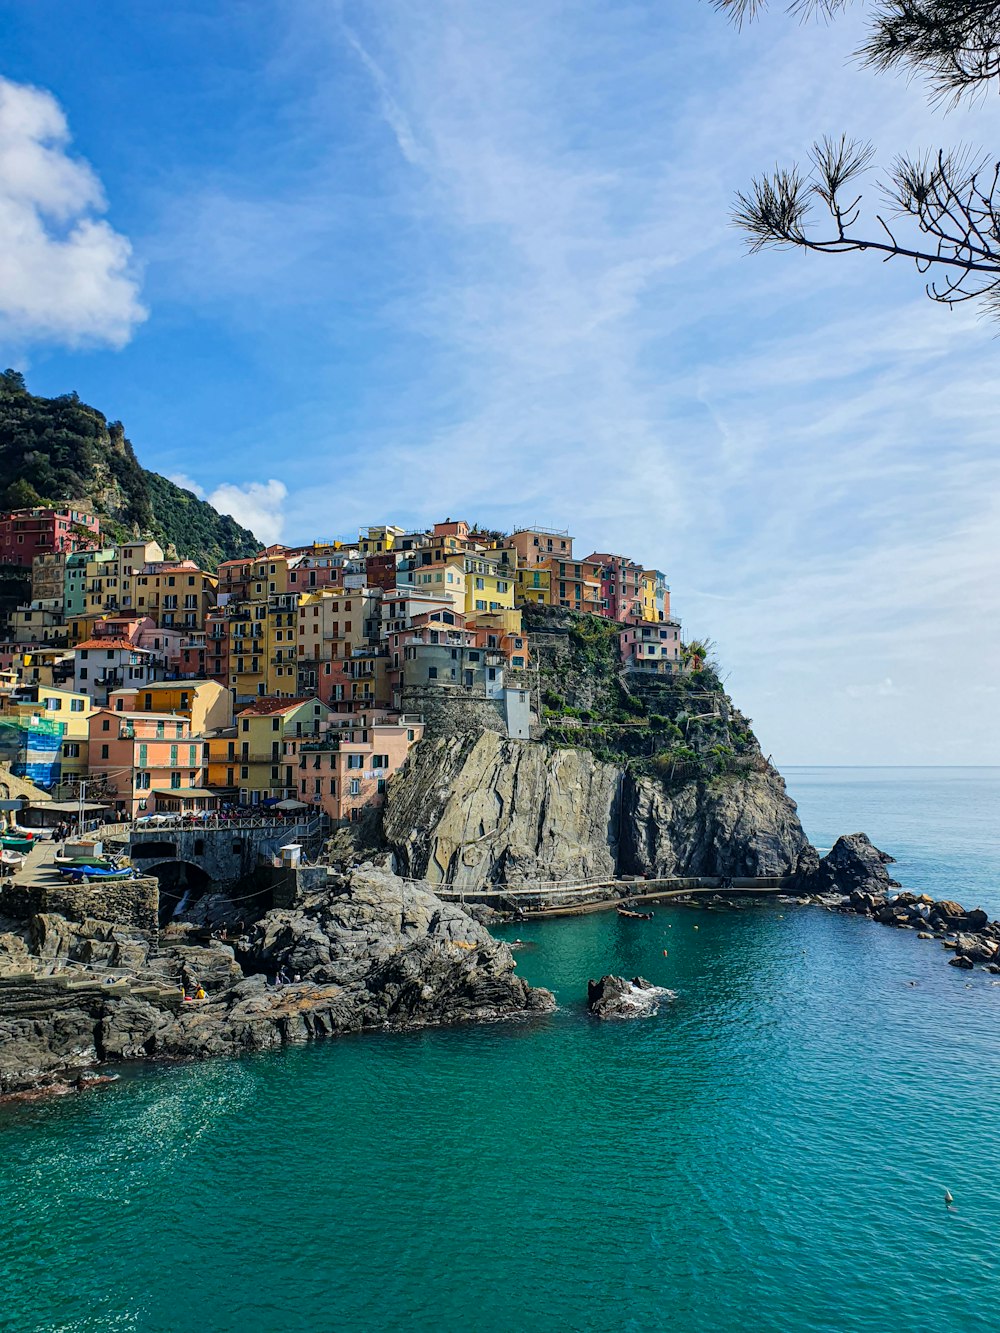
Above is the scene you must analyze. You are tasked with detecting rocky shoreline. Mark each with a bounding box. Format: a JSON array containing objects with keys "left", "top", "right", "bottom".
[
  {"left": 3, "top": 831, "right": 995, "bottom": 1100},
  {"left": 0, "top": 865, "right": 554, "bottom": 1099},
  {"left": 812, "top": 834, "right": 1000, "bottom": 972}
]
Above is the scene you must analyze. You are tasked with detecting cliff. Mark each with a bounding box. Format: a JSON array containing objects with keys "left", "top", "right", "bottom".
[
  {"left": 382, "top": 607, "right": 817, "bottom": 887},
  {"left": 383, "top": 732, "right": 815, "bottom": 887},
  {"left": 0, "top": 370, "right": 260, "bottom": 570}
]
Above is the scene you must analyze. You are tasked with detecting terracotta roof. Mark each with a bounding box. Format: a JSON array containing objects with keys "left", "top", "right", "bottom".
[
  {"left": 237, "top": 696, "right": 311, "bottom": 718},
  {"left": 75, "top": 638, "right": 148, "bottom": 652}
]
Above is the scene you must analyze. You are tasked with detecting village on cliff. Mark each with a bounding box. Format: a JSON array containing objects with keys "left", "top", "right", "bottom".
[{"left": 0, "top": 508, "right": 692, "bottom": 828}]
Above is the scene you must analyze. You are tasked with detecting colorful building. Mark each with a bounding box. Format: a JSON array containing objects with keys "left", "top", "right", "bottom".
[
  {"left": 510, "top": 526, "right": 573, "bottom": 568},
  {"left": 292, "top": 713, "right": 424, "bottom": 823},
  {"left": 0, "top": 507, "right": 101, "bottom": 567},
  {"left": 618, "top": 622, "right": 683, "bottom": 673},
  {"left": 109, "top": 679, "right": 233, "bottom": 734},
  {"left": 233, "top": 696, "right": 335, "bottom": 804},
  {"left": 87, "top": 708, "right": 207, "bottom": 818}
]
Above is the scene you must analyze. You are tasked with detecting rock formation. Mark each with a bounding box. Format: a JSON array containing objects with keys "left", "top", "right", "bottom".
[
  {"left": 587, "top": 974, "right": 674, "bottom": 1019},
  {"left": 383, "top": 731, "right": 816, "bottom": 887},
  {"left": 0, "top": 865, "right": 553, "bottom": 1095}
]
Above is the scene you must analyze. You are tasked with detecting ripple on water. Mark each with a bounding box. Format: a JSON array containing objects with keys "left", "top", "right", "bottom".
[{"left": 2, "top": 905, "right": 999, "bottom": 1332}]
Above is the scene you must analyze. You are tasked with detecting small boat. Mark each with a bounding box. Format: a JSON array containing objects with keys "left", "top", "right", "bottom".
[
  {"left": 1, "top": 835, "right": 35, "bottom": 853},
  {"left": 617, "top": 906, "right": 654, "bottom": 920},
  {"left": 53, "top": 855, "right": 118, "bottom": 871},
  {"left": 0, "top": 849, "right": 25, "bottom": 870},
  {"left": 66, "top": 866, "right": 136, "bottom": 882}
]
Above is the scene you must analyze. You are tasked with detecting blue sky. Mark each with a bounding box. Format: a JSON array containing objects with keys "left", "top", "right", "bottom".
[{"left": 2, "top": 0, "right": 999, "bottom": 765}]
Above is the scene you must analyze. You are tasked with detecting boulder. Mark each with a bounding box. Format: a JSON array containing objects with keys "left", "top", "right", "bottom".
[
  {"left": 812, "top": 834, "right": 900, "bottom": 897},
  {"left": 587, "top": 974, "right": 674, "bottom": 1020},
  {"left": 949, "top": 955, "right": 975, "bottom": 970}
]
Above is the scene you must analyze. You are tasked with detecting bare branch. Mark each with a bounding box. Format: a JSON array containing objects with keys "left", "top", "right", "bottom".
[{"left": 731, "top": 137, "right": 1000, "bottom": 311}]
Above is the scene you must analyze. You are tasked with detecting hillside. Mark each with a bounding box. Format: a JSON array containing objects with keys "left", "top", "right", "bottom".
[{"left": 0, "top": 370, "right": 260, "bottom": 570}]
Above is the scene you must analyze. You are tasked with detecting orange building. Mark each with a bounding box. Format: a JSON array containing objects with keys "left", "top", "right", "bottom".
[{"left": 87, "top": 708, "right": 207, "bottom": 818}]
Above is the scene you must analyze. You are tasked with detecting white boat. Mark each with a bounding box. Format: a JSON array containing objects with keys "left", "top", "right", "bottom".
[{"left": 1, "top": 849, "right": 25, "bottom": 870}]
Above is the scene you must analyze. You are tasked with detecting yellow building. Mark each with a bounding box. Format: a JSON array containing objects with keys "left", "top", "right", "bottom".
[
  {"left": 9, "top": 602, "right": 66, "bottom": 645},
  {"left": 469, "top": 607, "right": 524, "bottom": 636},
  {"left": 82, "top": 540, "right": 164, "bottom": 618},
  {"left": 461, "top": 551, "right": 515, "bottom": 617},
  {"left": 407, "top": 557, "right": 466, "bottom": 608},
  {"left": 137, "top": 562, "right": 218, "bottom": 630},
  {"left": 640, "top": 570, "right": 658, "bottom": 624},
  {"left": 516, "top": 565, "right": 551, "bottom": 606},
  {"left": 359, "top": 525, "right": 404, "bottom": 557},
  {"left": 246, "top": 551, "right": 294, "bottom": 598},
  {"left": 16, "top": 646, "right": 74, "bottom": 689},
  {"left": 229, "top": 594, "right": 303, "bottom": 701},
  {"left": 206, "top": 729, "right": 239, "bottom": 793},
  {"left": 109, "top": 679, "right": 233, "bottom": 735},
  {"left": 234, "top": 696, "right": 335, "bottom": 803}
]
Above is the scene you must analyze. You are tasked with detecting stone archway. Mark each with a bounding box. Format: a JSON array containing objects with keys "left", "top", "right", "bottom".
[{"left": 142, "top": 859, "right": 215, "bottom": 924}]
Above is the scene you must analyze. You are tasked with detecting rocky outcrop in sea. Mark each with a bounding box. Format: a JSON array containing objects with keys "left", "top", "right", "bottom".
[
  {"left": 0, "top": 865, "right": 553, "bottom": 1096},
  {"left": 587, "top": 974, "right": 674, "bottom": 1019},
  {"left": 798, "top": 834, "right": 1000, "bottom": 972}
]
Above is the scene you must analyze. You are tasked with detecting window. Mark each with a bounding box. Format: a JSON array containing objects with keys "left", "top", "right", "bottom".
[
  {"left": 350, "top": 778, "right": 361, "bottom": 796},
  {"left": 372, "top": 754, "right": 388, "bottom": 769},
  {"left": 101, "top": 718, "right": 110, "bottom": 732},
  {"left": 64, "top": 742, "right": 80, "bottom": 758},
  {"left": 407, "top": 729, "right": 415, "bottom": 742},
  {"left": 241, "top": 766, "right": 249, "bottom": 780},
  {"left": 170, "top": 771, "right": 181, "bottom": 788},
  {"left": 347, "top": 754, "right": 363, "bottom": 769}
]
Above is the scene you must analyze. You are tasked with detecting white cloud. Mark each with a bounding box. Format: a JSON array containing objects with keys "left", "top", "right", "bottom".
[
  {"left": 168, "top": 473, "right": 206, "bottom": 499},
  {"left": 206, "top": 480, "right": 287, "bottom": 545},
  {"left": 0, "top": 76, "right": 146, "bottom": 348}
]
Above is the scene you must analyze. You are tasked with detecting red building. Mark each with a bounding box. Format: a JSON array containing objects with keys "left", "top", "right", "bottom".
[
  {"left": 364, "top": 552, "right": 398, "bottom": 591},
  {"left": 585, "top": 552, "right": 645, "bottom": 623},
  {"left": 0, "top": 507, "right": 101, "bottom": 567}
]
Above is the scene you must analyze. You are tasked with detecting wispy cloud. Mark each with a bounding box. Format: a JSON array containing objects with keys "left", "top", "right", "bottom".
[{"left": 155, "top": 0, "right": 1000, "bottom": 762}]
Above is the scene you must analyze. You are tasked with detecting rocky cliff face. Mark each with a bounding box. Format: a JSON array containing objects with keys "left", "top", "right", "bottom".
[{"left": 382, "top": 731, "right": 816, "bottom": 887}]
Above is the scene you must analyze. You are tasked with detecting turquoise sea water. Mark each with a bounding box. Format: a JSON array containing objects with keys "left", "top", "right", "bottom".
[{"left": 3, "top": 768, "right": 999, "bottom": 1333}]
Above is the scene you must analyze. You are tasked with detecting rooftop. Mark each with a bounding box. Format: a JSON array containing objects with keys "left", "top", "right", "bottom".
[{"left": 237, "top": 696, "right": 311, "bottom": 718}]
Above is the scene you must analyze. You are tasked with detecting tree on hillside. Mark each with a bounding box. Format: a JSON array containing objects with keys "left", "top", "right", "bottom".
[{"left": 716, "top": 1, "right": 1000, "bottom": 315}]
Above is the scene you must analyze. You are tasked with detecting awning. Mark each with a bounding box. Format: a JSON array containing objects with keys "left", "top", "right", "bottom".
[
  {"left": 33, "top": 800, "right": 111, "bottom": 813},
  {"left": 275, "top": 798, "right": 308, "bottom": 810}
]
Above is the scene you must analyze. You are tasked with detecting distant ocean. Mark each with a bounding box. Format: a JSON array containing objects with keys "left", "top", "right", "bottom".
[{"left": 2, "top": 768, "right": 998, "bottom": 1333}]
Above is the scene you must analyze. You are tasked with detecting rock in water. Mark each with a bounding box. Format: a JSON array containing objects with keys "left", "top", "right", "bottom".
[
  {"left": 811, "top": 833, "right": 900, "bottom": 897},
  {"left": 587, "top": 974, "right": 674, "bottom": 1020}
]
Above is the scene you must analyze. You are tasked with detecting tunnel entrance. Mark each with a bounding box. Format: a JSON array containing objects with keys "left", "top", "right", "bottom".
[{"left": 146, "top": 860, "right": 215, "bottom": 925}]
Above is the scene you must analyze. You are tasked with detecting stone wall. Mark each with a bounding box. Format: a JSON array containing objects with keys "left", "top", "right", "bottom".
[
  {"left": 400, "top": 685, "right": 508, "bottom": 740},
  {"left": 0, "top": 882, "right": 45, "bottom": 921},
  {"left": 43, "top": 875, "right": 160, "bottom": 939},
  {"left": 129, "top": 823, "right": 316, "bottom": 887}
]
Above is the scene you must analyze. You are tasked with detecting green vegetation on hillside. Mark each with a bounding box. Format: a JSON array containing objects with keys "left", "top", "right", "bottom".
[
  {"left": 522, "top": 604, "right": 764, "bottom": 787},
  {"left": 0, "top": 370, "right": 260, "bottom": 570}
]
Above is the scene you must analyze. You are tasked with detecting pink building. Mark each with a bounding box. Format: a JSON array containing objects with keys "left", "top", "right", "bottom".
[
  {"left": 619, "top": 622, "right": 683, "bottom": 674},
  {"left": 585, "top": 552, "right": 645, "bottom": 623},
  {"left": 290, "top": 714, "right": 424, "bottom": 824}
]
